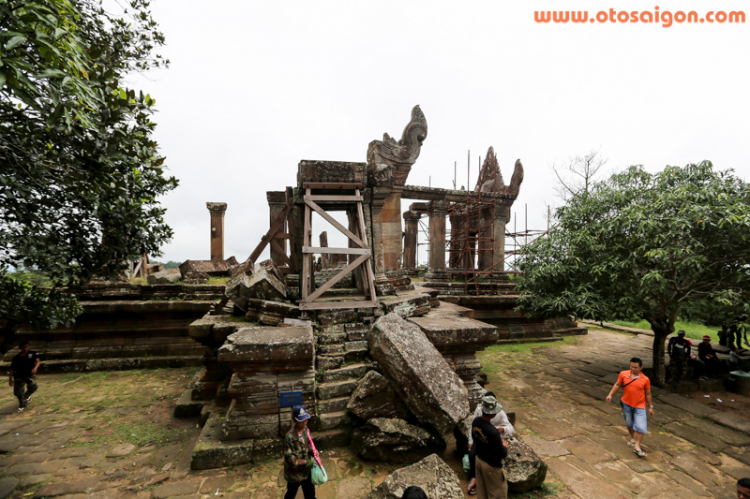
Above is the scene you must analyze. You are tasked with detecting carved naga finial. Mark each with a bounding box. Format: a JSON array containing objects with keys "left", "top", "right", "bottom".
[
  {"left": 367, "top": 105, "right": 428, "bottom": 167},
  {"left": 474, "top": 146, "right": 523, "bottom": 199}
]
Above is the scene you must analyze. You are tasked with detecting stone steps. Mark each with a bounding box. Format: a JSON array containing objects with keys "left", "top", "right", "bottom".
[
  {"left": 319, "top": 411, "right": 349, "bottom": 430},
  {"left": 317, "top": 379, "right": 358, "bottom": 400},
  {"left": 318, "top": 344, "right": 345, "bottom": 355},
  {"left": 321, "top": 363, "right": 367, "bottom": 383},
  {"left": 318, "top": 354, "right": 346, "bottom": 370},
  {"left": 312, "top": 428, "right": 353, "bottom": 449},
  {"left": 317, "top": 396, "right": 349, "bottom": 413}
]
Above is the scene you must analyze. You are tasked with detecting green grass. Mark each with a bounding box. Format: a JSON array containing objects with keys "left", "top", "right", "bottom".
[
  {"left": 114, "top": 422, "right": 191, "bottom": 446},
  {"left": 609, "top": 319, "right": 720, "bottom": 342},
  {"left": 483, "top": 335, "right": 579, "bottom": 355},
  {"left": 208, "top": 276, "right": 230, "bottom": 285}
]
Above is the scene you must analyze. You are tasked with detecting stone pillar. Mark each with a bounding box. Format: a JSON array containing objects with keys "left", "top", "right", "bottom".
[
  {"left": 402, "top": 211, "right": 420, "bottom": 276},
  {"left": 425, "top": 200, "right": 450, "bottom": 281},
  {"left": 369, "top": 187, "right": 406, "bottom": 295},
  {"left": 207, "top": 203, "right": 227, "bottom": 262},
  {"left": 478, "top": 206, "right": 494, "bottom": 271},
  {"left": 491, "top": 204, "right": 510, "bottom": 272},
  {"left": 267, "top": 192, "right": 287, "bottom": 268},
  {"left": 319, "top": 231, "right": 330, "bottom": 269}
]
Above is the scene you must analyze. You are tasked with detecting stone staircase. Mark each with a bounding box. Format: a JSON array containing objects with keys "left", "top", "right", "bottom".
[{"left": 314, "top": 322, "right": 372, "bottom": 447}]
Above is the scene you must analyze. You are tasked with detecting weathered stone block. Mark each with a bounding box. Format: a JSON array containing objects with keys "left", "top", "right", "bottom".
[
  {"left": 180, "top": 258, "right": 236, "bottom": 278},
  {"left": 367, "top": 453, "right": 462, "bottom": 499},
  {"left": 225, "top": 260, "right": 287, "bottom": 310},
  {"left": 368, "top": 313, "right": 470, "bottom": 435},
  {"left": 347, "top": 371, "right": 409, "bottom": 421},
  {"left": 505, "top": 435, "right": 548, "bottom": 493},
  {"left": 244, "top": 299, "right": 300, "bottom": 326},
  {"left": 353, "top": 418, "right": 445, "bottom": 463},
  {"left": 147, "top": 268, "right": 181, "bottom": 285},
  {"left": 218, "top": 326, "right": 314, "bottom": 368}
]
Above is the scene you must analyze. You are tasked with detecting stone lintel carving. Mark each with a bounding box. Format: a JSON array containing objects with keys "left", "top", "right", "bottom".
[
  {"left": 206, "top": 202, "right": 228, "bottom": 213},
  {"left": 367, "top": 106, "right": 428, "bottom": 187}
]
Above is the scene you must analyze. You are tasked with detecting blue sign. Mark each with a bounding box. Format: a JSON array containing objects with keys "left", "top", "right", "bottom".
[{"left": 279, "top": 391, "right": 303, "bottom": 408}]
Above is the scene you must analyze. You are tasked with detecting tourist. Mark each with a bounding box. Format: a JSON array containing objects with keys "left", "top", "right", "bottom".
[
  {"left": 738, "top": 478, "right": 750, "bottom": 499},
  {"left": 8, "top": 340, "right": 40, "bottom": 413},
  {"left": 605, "top": 357, "right": 654, "bottom": 458},
  {"left": 467, "top": 391, "right": 515, "bottom": 495},
  {"left": 698, "top": 335, "right": 726, "bottom": 378},
  {"left": 666, "top": 330, "right": 691, "bottom": 382},
  {"left": 283, "top": 405, "right": 316, "bottom": 499},
  {"left": 401, "top": 486, "right": 427, "bottom": 499},
  {"left": 471, "top": 395, "right": 509, "bottom": 499}
]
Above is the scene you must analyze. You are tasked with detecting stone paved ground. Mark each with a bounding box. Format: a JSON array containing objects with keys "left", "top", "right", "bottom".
[{"left": 0, "top": 328, "right": 749, "bottom": 498}]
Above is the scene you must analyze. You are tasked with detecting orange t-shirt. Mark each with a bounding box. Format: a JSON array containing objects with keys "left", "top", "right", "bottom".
[{"left": 617, "top": 370, "right": 651, "bottom": 409}]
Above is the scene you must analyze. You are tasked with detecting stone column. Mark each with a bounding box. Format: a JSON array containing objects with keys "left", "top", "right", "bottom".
[
  {"left": 267, "top": 192, "right": 287, "bottom": 267},
  {"left": 206, "top": 203, "right": 227, "bottom": 262},
  {"left": 319, "top": 231, "right": 330, "bottom": 269},
  {"left": 369, "top": 187, "right": 405, "bottom": 295},
  {"left": 402, "top": 211, "right": 420, "bottom": 276},
  {"left": 491, "top": 204, "right": 510, "bottom": 272},
  {"left": 478, "top": 205, "right": 494, "bottom": 271},
  {"left": 425, "top": 200, "right": 450, "bottom": 281}
]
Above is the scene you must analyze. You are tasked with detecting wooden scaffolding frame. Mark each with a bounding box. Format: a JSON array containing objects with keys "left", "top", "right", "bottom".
[{"left": 299, "top": 182, "right": 378, "bottom": 311}]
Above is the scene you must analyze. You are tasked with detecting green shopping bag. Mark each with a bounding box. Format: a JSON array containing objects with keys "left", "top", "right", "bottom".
[{"left": 307, "top": 429, "right": 328, "bottom": 486}]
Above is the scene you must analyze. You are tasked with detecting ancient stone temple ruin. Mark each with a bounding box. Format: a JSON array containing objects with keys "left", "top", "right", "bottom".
[{"left": 177, "top": 106, "right": 582, "bottom": 489}]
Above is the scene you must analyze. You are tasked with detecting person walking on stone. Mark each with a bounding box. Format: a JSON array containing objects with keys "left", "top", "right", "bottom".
[
  {"left": 283, "top": 405, "right": 316, "bottom": 499},
  {"left": 606, "top": 357, "right": 654, "bottom": 458},
  {"left": 9, "top": 340, "right": 40, "bottom": 413},
  {"left": 471, "top": 395, "right": 509, "bottom": 499}
]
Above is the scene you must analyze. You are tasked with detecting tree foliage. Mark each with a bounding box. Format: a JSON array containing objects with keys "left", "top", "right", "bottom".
[
  {"left": 516, "top": 162, "right": 750, "bottom": 385},
  {"left": 1, "top": 0, "right": 177, "bottom": 329}
]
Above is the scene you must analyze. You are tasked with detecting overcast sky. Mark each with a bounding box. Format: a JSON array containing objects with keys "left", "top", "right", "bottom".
[{"left": 133, "top": 0, "right": 750, "bottom": 265}]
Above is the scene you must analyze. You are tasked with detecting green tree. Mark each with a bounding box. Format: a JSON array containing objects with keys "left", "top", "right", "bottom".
[
  {"left": 1, "top": 0, "right": 177, "bottom": 329},
  {"left": 516, "top": 162, "right": 750, "bottom": 385}
]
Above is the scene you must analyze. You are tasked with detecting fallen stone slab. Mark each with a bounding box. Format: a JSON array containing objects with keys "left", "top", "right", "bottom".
[
  {"left": 368, "top": 313, "right": 469, "bottom": 435},
  {"left": 378, "top": 293, "right": 431, "bottom": 318},
  {"left": 505, "top": 435, "right": 548, "bottom": 493},
  {"left": 347, "top": 371, "right": 409, "bottom": 421},
  {"left": 225, "top": 259, "right": 287, "bottom": 309},
  {"left": 367, "top": 453, "right": 463, "bottom": 499},
  {"left": 179, "top": 257, "right": 238, "bottom": 278},
  {"left": 245, "top": 298, "right": 300, "bottom": 326},
  {"left": 147, "top": 268, "right": 181, "bottom": 284},
  {"left": 352, "top": 418, "right": 445, "bottom": 463}
]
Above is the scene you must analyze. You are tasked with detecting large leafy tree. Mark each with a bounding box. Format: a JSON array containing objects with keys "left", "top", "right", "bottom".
[
  {"left": 1, "top": 0, "right": 178, "bottom": 329},
  {"left": 517, "top": 162, "right": 750, "bottom": 385}
]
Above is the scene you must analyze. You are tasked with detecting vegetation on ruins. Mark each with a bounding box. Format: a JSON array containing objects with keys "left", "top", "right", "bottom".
[
  {"left": 516, "top": 161, "right": 750, "bottom": 385},
  {"left": 0, "top": 1, "right": 177, "bottom": 329}
]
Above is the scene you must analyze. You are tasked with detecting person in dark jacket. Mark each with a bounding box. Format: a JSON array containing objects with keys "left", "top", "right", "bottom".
[
  {"left": 667, "top": 330, "right": 691, "bottom": 382},
  {"left": 283, "top": 405, "right": 316, "bottom": 499},
  {"left": 698, "top": 335, "right": 726, "bottom": 378},
  {"left": 471, "top": 395, "right": 509, "bottom": 499},
  {"left": 9, "top": 340, "right": 40, "bottom": 413}
]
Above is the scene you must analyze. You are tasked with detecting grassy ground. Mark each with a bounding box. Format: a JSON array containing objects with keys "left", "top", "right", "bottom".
[
  {"left": 478, "top": 336, "right": 579, "bottom": 383},
  {"left": 610, "top": 319, "right": 721, "bottom": 342}
]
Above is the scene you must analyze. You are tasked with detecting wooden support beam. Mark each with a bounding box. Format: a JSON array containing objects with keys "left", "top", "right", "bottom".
[
  {"left": 248, "top": 203, "right": 290, "bottom": 264},
  {"left": 271, "top": 239, "right": 294, "bottom": 267},
  {"left": 305, "top": 195, "right": 364, "bottom": 202},
  {"left": 301, "top": 189, "right": 312, "bottom": 300},
  {"left": 305, "top": 199, "right": 365, "bottom": 248},
  {"left": 302, "top": 254, "right": 369, "bottom": 303},
  {"left": 302, "top": 182, "right": 363, "bottom": 190},
  {"left": 356, "top": 189, "right": 378, "bottom": 302},
  {"left": 302, "top": 247, "right": 371, "bottom": 255}
]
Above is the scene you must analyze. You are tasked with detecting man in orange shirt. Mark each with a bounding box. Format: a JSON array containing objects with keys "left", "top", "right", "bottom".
[{"left": 605, "top": 357, "right": 654, "bottom": 457}]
